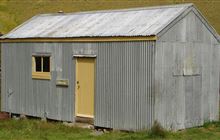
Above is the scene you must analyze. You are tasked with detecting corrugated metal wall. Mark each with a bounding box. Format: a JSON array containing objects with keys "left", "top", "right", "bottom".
[
  {"left": 1, "top": 11, "right": 219, "bottom": 131},
  {"left": 1, "top": 43, "right": 74, "bottom": 122},
  {"left": 95, "top": 41, "right": 155, "bottom": 130},
  {"left": 155, "top": 11, "right": 219, "bottom": 130},
  {"left": 1, "top": 41, "right": 155, "bottom": 130}
]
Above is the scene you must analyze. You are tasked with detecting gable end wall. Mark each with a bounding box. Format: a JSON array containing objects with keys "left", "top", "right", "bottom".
[{"left": 155, "top": 10, "right": 219, "bottom": 130}]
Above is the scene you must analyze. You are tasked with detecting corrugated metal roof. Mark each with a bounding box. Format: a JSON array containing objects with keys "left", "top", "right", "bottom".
[{"left": 2, "top": 4, "right": 193, "bottom": 39}]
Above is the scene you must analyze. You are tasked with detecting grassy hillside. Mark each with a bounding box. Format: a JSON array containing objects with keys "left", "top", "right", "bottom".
[{"left": 0, "top": 0, "right": 219, "bottom": 34}]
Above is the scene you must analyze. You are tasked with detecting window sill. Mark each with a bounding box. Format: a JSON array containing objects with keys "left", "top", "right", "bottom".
[{"left": 32, "top": 72, "right": 51, "bottom": 80}]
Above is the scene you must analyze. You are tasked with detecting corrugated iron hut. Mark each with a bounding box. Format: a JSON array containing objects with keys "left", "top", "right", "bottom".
[{"left": 0, "top": 4, "right": 220, "bottom": 130}]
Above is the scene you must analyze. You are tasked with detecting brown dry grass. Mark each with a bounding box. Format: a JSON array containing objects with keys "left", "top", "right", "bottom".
[{"left": 0, "top": 0, "right": 219, "bottom": 34}]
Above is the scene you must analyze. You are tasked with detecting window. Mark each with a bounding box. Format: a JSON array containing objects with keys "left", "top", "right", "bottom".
[{"left": 32, "top": 55, "right": 51, "bottom": 79}]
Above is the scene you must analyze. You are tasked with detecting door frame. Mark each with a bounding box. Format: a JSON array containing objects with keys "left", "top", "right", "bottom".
[{"left": 73, "top": 55, "right": 96, "bottom": 119}]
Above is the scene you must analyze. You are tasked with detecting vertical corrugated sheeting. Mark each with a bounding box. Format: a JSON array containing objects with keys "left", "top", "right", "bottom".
[
  {"left": 95, "top": 41, "right": 155, "bottom": 130},
  {"left": 1, "top": 41, "right": 155, "bottom": 131},
  {"left": 1, "top": 43, "right": 74, "bottom": 122},
  {"left": 155, "top": 10, "right": 219, "bottom": 130}
]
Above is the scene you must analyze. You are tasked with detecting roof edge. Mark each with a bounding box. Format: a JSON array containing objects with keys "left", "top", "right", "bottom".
[
  {"left": 0, "top": 15, "right": 41, "bottom": 39},
  {"left": 156, "top": 4, "right": 193, "bottom": 37},
  {"left": 156, "top": 4, "right": 220, "bottom": 43},
  {"left": 0, "top": 36, "right": 157, "bottom": 43},
  {"left": 191, "top": 6, "right": 220, "bottom": 43}
]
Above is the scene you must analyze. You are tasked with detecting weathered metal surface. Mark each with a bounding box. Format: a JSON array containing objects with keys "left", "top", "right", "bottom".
[
  {"left": 95, "top": 41, "right": 155, "bottom": 130},
  {"left": 1, "top": 41, "right": 155, "bottom": 130},
  {"left": 1, "top": 43, "right": 74, "bottom": 122},
  {"left": 1, "top": 3, "right": 220, "bottom": 131},
  {"left": 56, "top": 79, "right": 69, "bottom": 87},
  {"left": 1, "top": 4, "right": 191, "bottom": 39},
  {"left": 155, "top": 10, "right": 219, "bottom": 130}
]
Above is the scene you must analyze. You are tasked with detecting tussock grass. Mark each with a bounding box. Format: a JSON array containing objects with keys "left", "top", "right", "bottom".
[{"left": 148, "top": 121, "right": 167, "bottom": 138}]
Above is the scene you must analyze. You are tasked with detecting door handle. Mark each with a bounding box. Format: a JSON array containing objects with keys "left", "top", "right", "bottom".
[{"left": 76, "top": 81, "right": 80, "bottom": 89}]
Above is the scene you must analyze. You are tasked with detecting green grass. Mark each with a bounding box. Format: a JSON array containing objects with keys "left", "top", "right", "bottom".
[
  {"left": 0, "top": 0, "right": 219, "bottom": 109},
  {"left": 0, "top": 119, "right": 220, "bottom": 140},
  {"left": 0, "top": 0, "right": 219, "bottom": 34},
  {"left": 0, "top": 1, "right": 220, "bottom": 139}
]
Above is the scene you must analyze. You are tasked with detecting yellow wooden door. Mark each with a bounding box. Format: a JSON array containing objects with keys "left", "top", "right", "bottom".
[{"left": 75, "top": 58, "right": 95, "bottom": 118}]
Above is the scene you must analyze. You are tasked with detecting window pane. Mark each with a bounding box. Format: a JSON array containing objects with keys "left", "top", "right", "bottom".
[
  {"left": 43, "top": 57, "right": 50, "bottom": 72},
  {"left": 35, "top": 57, "right": 42, "bottom": 72}
]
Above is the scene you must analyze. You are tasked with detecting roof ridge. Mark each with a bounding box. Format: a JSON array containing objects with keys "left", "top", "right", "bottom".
[{"left": 38, "top": 3, "right": 193, "bottom": 17}]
